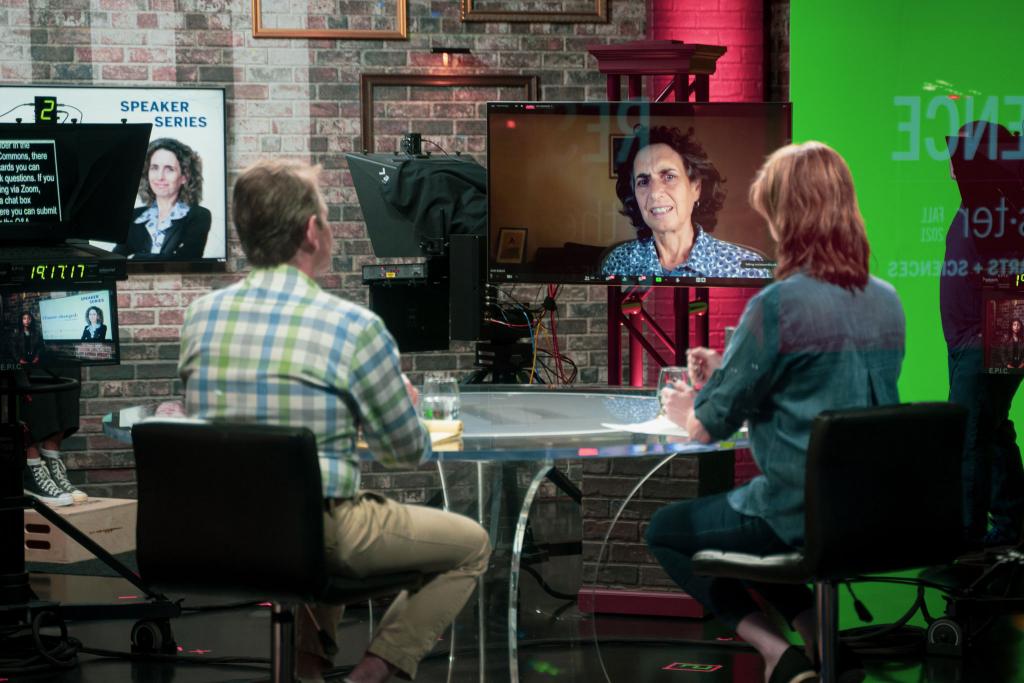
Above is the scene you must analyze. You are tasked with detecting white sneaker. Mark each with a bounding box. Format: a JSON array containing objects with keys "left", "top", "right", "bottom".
[
  {"left": 42, "top": 454, "right": 88, "bottom": 503},
  {"left": 23, "top": 461, "right": 74, "bottom": 507}
]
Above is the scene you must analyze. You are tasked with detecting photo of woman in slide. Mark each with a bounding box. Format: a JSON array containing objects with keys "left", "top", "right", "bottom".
[
  {"left": 14, "top": 311, "right": 43, "bottom": 365},
  {"left": 81, "top": 306, "right": 107, "bottom": 341},
  {"left": 114, "top": 138, "right": 211, "bottom": 261}
]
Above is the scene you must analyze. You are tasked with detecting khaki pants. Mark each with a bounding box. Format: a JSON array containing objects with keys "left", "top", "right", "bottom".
[{"left": 298, "top": 492, "right": 491, "bottom": 679}]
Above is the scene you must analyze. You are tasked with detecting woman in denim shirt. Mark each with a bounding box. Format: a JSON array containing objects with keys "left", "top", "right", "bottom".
[{"left": 646, "top": 142, "right": 905, "bottom": 683}]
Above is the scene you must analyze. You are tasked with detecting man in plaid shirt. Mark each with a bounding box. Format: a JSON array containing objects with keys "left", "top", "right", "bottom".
[{"left": 178, "top": 159, "right": 490, "bottom": 683}]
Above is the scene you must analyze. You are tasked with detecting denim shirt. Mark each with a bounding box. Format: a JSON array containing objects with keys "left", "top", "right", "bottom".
[{"left": 693, "top": 273, "right": 906, "bottom": 546}]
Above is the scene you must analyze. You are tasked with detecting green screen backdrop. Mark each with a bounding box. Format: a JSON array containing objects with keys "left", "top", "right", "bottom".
[{"left": 791, "top": 1, "right": 1024, "bottom": 636}]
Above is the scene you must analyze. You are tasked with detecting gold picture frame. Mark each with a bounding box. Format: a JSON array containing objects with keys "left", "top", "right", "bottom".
[
  {"left": 252, "top": 0, "right": 408, "bottom": 40},
  {"left": 495, "top": 227, "right": 528, "bottom": 264},
  {"left": 460, "top": 0, "right": 607, "bottom": 23},
  {"left": 359, "top": 74, "right": 540, "bottom": 153}
]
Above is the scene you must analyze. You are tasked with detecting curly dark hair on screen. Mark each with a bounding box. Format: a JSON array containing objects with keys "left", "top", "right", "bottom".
[
  {"left": 615, "top": 125, "right": 726, "bottom": 240},
  {"left": 138, "top": 137, "right": 204, "bottom": 206},
  {"left": 85, "top": 306, "right": 105, "bottom": 325}
]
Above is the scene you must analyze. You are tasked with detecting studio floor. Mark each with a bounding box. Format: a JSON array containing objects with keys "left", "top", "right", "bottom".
[{"left": 4, "top": 566, "right": 1024, "bottom": 683}]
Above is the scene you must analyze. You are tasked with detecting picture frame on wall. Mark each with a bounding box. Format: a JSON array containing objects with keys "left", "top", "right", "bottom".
[
  {"left": 252, "top": 0, "right": 408, "bottom": 40},
  {"left": 496, "top": 227, "right": 528, "bottom": 264},
  {"left": 609, "top": 134, "right": 630, "bottom": 179},
  {"left": 460, "top": 0, "right": 607, "bottom": 23}
]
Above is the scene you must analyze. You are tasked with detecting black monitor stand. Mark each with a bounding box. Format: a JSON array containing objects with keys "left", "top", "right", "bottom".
[
  {"left": 465, "top": 340, "right": 535, "bottom": 385},
  {"left": 0, "top": 371, "right": 180, "bottom": 669}
]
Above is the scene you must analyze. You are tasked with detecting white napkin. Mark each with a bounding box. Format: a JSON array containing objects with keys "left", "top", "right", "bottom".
[{"left": 601, "top": 414, "right": 689, "bottom": 438}]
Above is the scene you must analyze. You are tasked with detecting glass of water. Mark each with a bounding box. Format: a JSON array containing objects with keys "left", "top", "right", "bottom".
[
  {"left": 657, "top": 365, "right": 689, "bottom": 416},
  {"left": 420, "top": 372, "right": 461, "bottom": 420}
]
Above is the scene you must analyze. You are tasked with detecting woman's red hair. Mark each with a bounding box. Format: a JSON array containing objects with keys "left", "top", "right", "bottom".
[{"left": 749, "top": 141, "right": 870, "bottom": 290}]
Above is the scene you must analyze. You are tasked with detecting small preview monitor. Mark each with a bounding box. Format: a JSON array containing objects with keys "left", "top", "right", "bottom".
[
  {"left": 2, "top": 287, "right": 120, "bottom": 370},
  {"left": 982, "top": 275, "right": 1024, "bottom": 374},
  {"left": 0, "top": 85, "right": 228, "bottom": 263},
  {"left": 486, "top": 101, "right": 792, "bottom": 287}
]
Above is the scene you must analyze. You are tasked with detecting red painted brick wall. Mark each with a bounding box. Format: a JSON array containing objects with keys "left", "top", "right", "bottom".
[
  {"left": 650, "top": 0, "right": 764, "bottom": 102},
  {"left": 643, "top": 0, "right": 765, "bottom": 385}
]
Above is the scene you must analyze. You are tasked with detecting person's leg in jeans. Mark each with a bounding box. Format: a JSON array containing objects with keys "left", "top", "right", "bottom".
[
  {"left": 981, "top": 373, "right": 1024, "bottom": 541},
  {"left": 304, "top": 492, "right": 490, "bottom": 682},
  {"left": 645, "top": 493, "right": 814, "bottom": 682},
  {"left": 949, "top": 346, "right": 988, "bottom": 540},
  {"left": 949, "top": 346, "right": 1024, "bottom": 542}
]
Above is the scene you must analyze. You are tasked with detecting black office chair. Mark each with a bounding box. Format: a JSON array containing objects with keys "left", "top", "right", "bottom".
[
  {"left": 132, "top": 420, "right": 428, "bottom": 683},
  {"left": 691, "top": 403, "right": 967, "bottom": 683}
]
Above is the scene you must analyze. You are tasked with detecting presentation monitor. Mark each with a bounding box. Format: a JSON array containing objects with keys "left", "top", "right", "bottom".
[
  {"left": 982, "top": 274, "right": 1024, "bottom": 374},
  {"left": 486, "top": 101, "right": 792, "bottom": 287},
  {"left": 345, "top": 152, "right": 486, "bottom": 258},
  {"left": 1, "top": 287, "right": 120, "bottom": 370},
  {"left": 0, "top": 85, "right": 228, "bottom": 263},
  {"left": 0, "top": 122, "right": 151, "bottom": 246}
]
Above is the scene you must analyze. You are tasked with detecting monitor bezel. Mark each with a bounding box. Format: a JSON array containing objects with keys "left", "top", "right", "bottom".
[
  {"left": 0, "top": 84, "right": 229, "bottom": 266},
  {"left": 1, "top": 284, "right": 122, "bottom": 370},
  {"left": 485, "top": 100, "right": 793, "bottom": 288}
]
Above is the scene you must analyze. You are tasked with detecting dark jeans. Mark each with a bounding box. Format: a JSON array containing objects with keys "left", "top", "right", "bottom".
[
  {"left": 644, "top": 492, "right": 813, "bottom": 630},
  {"left": 948, "top": 347, "right": 1024, "bottom": 539}
]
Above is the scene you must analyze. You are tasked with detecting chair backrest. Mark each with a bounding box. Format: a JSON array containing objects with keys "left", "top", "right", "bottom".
[
  {"left": 804, "top": 402, "right": 967, "bottom": 579},
  {"left": 133, "top": 419, "right": 328, "bottom": 602}
]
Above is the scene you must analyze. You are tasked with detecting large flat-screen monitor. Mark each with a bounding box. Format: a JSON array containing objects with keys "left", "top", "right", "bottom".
[
  {"left": 486, "top": 101, "right": 792, "bottom": 287},
  {"left": 0, "top": 85, "right": 227, "bottom": 263},
  {"left": 1, "top": 287, "right": 120, "bottom": 370}
]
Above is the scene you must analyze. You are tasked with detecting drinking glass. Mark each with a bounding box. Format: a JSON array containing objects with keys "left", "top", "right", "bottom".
[
  {"left": 420, "top": 372, "right": 461, "bottom": 420},
  {"left": 657, "top": 365, "right": 689, "bottom": 416}
]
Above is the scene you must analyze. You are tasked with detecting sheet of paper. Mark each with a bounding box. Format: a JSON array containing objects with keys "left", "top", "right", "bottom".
[
  {"left": 601, "top": 414, "right": 689, "bottom": 438},
  {"left": 430, "top": 430, "right": 462, "bottom": 446},
  {"left": 425, "top": 419, "right": 463, "bottom": 446}
]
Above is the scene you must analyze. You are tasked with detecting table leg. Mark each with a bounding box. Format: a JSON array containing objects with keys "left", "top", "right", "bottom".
[
  {"left": 508, "top": 466, "right": 554, "bottom": 683},
  {"left": 589, "top": 454, "right": 678, "bottom": 682}
]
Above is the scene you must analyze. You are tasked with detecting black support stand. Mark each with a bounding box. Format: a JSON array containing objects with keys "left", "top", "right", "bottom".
[
  {"left": 0, "top": 371, "right": 181, "bottom": 673},
  {"left": 465, "top": 340, "right": 536, "bottom": 385},
  {"left": 588, "top": 40, "right": 724, "bottom": 387}
]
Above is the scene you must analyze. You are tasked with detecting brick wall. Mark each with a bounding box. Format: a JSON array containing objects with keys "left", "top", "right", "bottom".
[
  {"left": 6, "top": 2, "right": 791, "bottom": 592},
  {"left": 2, "top": 0, "right": 645, "bottom": 496},
  {"left": 650, "top": 0, "right": 764, "bottom": 102}
]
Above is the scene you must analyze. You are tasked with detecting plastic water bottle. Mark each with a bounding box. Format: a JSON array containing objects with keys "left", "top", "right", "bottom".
[
  {"left": 420, "top": 374, "right": 460, "bottom": 420},
  {"left": 421, "top": 394, "right": 460, "bottom": 420}
]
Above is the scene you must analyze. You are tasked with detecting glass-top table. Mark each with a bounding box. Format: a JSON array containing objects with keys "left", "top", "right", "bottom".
[
  {"left": 104, "top": 385, "right": 745, "bottom": 461},
  {"left": 104, "top": 386, "right": 748, "bottom": 682}
]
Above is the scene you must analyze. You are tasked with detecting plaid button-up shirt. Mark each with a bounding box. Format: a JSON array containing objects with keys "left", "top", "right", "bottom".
[{"left": 178, "top": 263, "right": 430, "bottom": 499}]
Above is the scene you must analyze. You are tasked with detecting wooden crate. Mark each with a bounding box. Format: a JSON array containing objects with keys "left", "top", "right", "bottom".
[{"left": 24, "top": 498, "right": 137, "bottom": 564}]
